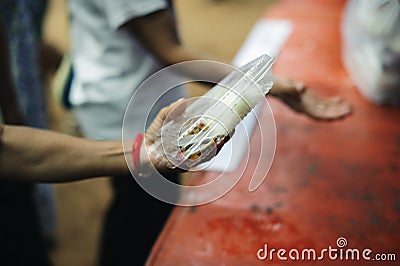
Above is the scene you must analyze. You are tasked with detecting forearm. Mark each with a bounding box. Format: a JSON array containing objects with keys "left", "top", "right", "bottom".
[
  {"left": 124, "top": 9, "right": 230, "bottom": 82},
  {"left": 0, "top": 125, "right": 130, "bottom": 182},
  {"left": 160, "top": 45, "right": 231, "bottom": 82},
  {"left": 267, "top": 77, "right": 305, "bottom": 98}
]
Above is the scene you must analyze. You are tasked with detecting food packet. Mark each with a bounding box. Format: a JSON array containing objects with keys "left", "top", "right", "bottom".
[{"left": 149, "top": 54, "right": 276, "bottom": 170}]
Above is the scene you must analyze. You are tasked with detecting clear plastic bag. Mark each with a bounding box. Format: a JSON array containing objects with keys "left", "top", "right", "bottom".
[
  {"left": 341, "top": 0, "right": 400, "bottom": 105},
  {"left": 148, "top": 54, "right": 275, "bottom": 170}
]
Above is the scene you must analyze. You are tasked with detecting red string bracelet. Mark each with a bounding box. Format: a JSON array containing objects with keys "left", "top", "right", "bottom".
[{"left": 132, "top": 133, "right": 144, "bottom": 174}]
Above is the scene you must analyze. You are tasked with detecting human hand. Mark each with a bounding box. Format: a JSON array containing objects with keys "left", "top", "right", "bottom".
[
  {"left": 270, "top": 77, "right": 352, "bottom": 120},
  {"left": 136, "top": 99, "right": 188, "bottom": 174},
  {"left": 138, "top": 98, "right": 233, "bottom": 174}
]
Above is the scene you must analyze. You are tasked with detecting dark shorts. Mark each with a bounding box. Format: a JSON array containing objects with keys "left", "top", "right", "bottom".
[
  {"left": 0, "top": 180, "right": 51, "bottom": 266},
  {"left": 99, "top": 172, "right": 180, "bottom": 266}
]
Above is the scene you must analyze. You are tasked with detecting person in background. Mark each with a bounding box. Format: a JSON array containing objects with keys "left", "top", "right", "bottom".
[
  {"left": 67, "top": 0, "right": 352, "bottom": 265},
  {"left": 0, "top": 0, "right": 65, "bottom": 264}
]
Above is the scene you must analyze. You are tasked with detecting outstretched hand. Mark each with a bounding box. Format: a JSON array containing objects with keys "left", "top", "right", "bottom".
[
  {"left": 141, "top": 98, "right": 233, "bottom": 173},
  {"left": 270, "top": 77, "right": 352, "bottom": 120},
  {"left": 140, "top": 98, "right": 187, "bottom": 173}
]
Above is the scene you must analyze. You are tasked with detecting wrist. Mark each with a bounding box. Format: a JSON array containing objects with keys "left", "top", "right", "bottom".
[
  {"left": 269, "top": 82, "right": 285, "bottom": 97},
  {"left": 139, "top": 141, "right": 153, "bottom": 175},
  {"left": 132, "top": 134, "right": 152, "bottom": 177}
]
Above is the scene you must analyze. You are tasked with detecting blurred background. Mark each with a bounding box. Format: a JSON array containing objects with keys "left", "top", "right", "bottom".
[
  {"left": 12, "top": 0, "right": 396, "bottom": 265},
  {"left": 42, "top": 1, "right": 277, "bottom": 265}
]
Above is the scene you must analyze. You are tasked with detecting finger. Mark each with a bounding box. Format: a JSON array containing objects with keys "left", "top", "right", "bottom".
[
  {"left": 313, "top": 102, "right": 352, "bottom": 120},
  {"left": 328, "top": 96, "right": 343, "bottom": 103},
  {"left": 301, "top": 91, "right": 352, "bottom": 119},
  {"left": 294, "top": 81, "right": 306, "bottom": 94},
  {"left": 158, "top": 98, "right": 186, "bottom": 122},
  {"left": 165, "top": 98, "right": 187, "bottom": 123},
  {"left": 274, "top": 77, "right": 306, "bottom": 96},
  {"left": 145, "top": 98, "right": 187, "bottom": 145}
]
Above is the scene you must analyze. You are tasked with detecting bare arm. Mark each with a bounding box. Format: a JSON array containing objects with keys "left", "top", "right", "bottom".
[
  {"left": 0, "top": 99, "right": 195, "bottom": 182},
  {"left": 0, "top": 124, "right": 130, "bottom": 182},
  {"left": 123, "top": 9, "right": 352, "bottom": 121},
  {"left": 122, "top": 9, "right": 230, "bottom": 81}
]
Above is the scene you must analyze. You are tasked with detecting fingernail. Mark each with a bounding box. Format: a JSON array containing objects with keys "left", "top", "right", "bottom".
[{"left": 295, "top": 82, "right": 305, "bottom": 92}]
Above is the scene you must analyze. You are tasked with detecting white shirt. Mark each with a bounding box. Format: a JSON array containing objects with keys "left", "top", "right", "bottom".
[{"left": 68, "top": 0, "right": 185, "bottom": 140}]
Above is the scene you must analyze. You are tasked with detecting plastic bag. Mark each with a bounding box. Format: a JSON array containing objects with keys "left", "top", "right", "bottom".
[
  {"left": 341, "top": 0, "right": 400, "bottom": 105},
  {"left": 148, "top": 54, "right": 275, "bottom": 170}
]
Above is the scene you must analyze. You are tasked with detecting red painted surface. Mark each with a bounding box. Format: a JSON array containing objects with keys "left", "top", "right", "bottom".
[{"left": 147, "top": 0, "right": 400, "bottom": 265}]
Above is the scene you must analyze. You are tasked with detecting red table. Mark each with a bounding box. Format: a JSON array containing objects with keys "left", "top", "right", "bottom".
[{"left": 147, "top": 0, "right": 400, "bottom": 265}]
